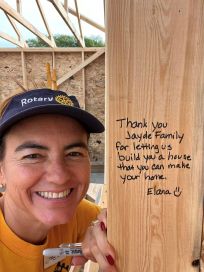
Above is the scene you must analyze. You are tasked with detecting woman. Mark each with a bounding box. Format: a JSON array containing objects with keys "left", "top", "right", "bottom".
[{"left": 0, "top": 88, "right": 117, "bottom": 271}]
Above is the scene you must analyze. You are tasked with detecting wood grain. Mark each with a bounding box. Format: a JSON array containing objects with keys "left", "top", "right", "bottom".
[{"left": 106, "top": 1, "right": 204, "bottom": 271}]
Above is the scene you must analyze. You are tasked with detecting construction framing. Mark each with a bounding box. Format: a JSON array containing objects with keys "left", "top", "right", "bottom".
[
  {"left": 0, "top": 0, "right": 105, "bottom": 91},
  {"left": 0, "top": 0, "right": 105, "bottom": 48}
]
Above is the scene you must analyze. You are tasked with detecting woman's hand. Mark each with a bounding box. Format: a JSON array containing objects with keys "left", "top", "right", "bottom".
[{"left": 72, "top": 209, "right": 117, "bottom": 272}]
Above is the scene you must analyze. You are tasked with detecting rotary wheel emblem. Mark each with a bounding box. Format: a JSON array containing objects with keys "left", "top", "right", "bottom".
[{"left": 55, "top": 95, "right": 74, "bottom": 106}]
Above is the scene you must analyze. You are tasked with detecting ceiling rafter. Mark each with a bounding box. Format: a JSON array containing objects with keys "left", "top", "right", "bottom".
[
  {"left": 16, "top": 0, "right": 22, "bottom": 13},
  {"left": 64, "top": 0, "right": 68, "bottom": 13},
  {"left": 68, "top": 7, "right": 105, "bottom": 33},
  {"left": 6, "top": 13, "right": 20, "bottom": 40},
  {"left": 0, "top": 30, "right": 24, "bottom": 47},
  {"left": 35, "top": 0, "right": 56, "bottom": 47},
  {"left": 4, "top": 1, "right": 28, "bottom": 48},
  {"left": 0, "top": 0, "right": 55, "bottom": 47},
  {"left": 0, "top": 0, "right": 105, "bottom": 49},
  {"left": 8, "top": 0, "right": 28, "bottom": 47},
  {"left": 49, "top": 0, "right": 85, "bottom": 47},
  {"left": 74, "top": 0, "right": 83, "bottom": 41}
]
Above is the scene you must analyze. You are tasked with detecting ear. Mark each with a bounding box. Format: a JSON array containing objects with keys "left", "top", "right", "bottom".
[
  {"left": 0, "top": 163, "right": 6, "bottom": 193},
  {"left": 0, "top": 162, "right": 5, "bottom": 183}
]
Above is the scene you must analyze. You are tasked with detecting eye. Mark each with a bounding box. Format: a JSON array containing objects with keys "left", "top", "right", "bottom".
[
  {"left": 22, "top": 153, "right": 42, "bottom": 159},
  {"left": 65, "top": 148, "right": 89, "bottom": 159},
  {"left": 67, "top": 151, "right": 81, "bottom": 157}
]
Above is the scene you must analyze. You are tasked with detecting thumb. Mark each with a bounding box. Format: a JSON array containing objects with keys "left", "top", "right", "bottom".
[{"left": 71, "top": 256, "right": 88, "bottom": 266}]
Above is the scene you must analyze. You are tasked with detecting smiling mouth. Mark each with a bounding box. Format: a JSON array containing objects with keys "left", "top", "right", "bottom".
[{"left": 36, "top": 189, "right": 73, "bottom": 199}]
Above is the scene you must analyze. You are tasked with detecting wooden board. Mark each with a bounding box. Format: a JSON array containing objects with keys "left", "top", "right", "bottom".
[{"left": 106, "top": 1, "right": 204, "bottom": 271}]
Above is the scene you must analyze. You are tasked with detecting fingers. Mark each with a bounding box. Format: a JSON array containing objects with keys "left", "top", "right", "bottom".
[
  {"left": 92, "top": 221, "right": 115, "bottom": 261},
  {"left": 82, "top": 219, "right": 117, "bottom": 272},
  {"left": 82, "top": 224, "right": 97, "bottom": 262},
  {"left": 97, "top": 208, "right": 107, "bottom": 227},
  {"left": 71, "top": 256, "right": 87, "bottom": 266}
]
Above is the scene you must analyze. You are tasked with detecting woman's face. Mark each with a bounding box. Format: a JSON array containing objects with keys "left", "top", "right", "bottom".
[{"left": 0, "top": 114, "right": 90, "bottom": 228}]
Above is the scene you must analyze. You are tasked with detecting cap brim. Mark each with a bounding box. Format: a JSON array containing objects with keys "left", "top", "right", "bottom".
[{"left": 0, "top": 104, "right": 104, "bottom": 136}]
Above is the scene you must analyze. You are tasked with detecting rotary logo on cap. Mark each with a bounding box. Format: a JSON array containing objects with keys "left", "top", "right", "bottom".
[{"left": 55, "top": 95, "right": 74, "bottom": 106}]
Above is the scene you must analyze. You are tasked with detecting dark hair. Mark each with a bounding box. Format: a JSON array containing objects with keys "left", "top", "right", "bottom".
[
  {"left": 0, "top": 90, "right": 24, "bottom": 161},
  {"left": 0, "top": 137, "right": 6, "bottom": 161}
]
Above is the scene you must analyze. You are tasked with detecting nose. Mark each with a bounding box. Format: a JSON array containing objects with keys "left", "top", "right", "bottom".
[{"left": 45, "top": 158, "right": 70, "bottom": 185}]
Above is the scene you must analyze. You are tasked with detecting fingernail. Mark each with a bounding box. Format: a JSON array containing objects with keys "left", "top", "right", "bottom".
[
  {"left": 106, "top": 255, "right": 114, "bottom": 265},
  {"left": 100, "top": 222, "right": 106, "bottom": 231}
]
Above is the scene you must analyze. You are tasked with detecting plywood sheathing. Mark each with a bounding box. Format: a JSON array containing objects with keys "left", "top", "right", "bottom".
[{"left": 85, "top": 53, "right": 105, "bottom": 164}]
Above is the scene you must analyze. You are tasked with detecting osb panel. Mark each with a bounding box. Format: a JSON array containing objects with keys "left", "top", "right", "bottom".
[
  {"left": 85, "top": 53, "right": 105, "bottom": 164},
  {"left": 0, "top": 52, "right": 105, "bottom": 166},
  {"left": 54, "top": 53, "right": 83, "bottom": 108},
  {"left": 25, "top": 53, "right": 53, "bottom": 88},
  {"left": 0, "top": 52, "right": 23, "bottom": 99}
]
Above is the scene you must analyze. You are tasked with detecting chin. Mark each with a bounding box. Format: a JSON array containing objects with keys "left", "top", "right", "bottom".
[{"left": 40, "top": 210, "right": 75, "bottom": 228}]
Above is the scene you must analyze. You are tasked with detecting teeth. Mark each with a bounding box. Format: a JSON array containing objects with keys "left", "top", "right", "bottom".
[
  {"left": 44, "top": 192, "right": 48, "bottom": 198},
  {"left": 63, "top": 191, "right": 67, "bottom": 197},
  {"left": 59, "top": 192, "right": 64, "bottom": 198},
  {"left": 37, "top": 189, "right": 71, "bottom": 199},
  {"left": 53, "top": 193, "right": 58, "bottom": 199}
]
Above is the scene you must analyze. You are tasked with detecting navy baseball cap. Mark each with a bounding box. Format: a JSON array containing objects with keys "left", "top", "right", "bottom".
[{"left": 0, "top": 88, "right": 104, "bottom": 136}]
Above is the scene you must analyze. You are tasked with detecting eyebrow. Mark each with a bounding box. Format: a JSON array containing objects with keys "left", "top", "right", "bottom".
[
  {"left": 15, "top": 142, "right": 48, "bottom": 152},
  {"left": 15, "top": 141, "right": 88, "bottom": 152},
  {"left": 64, "top": 142, "right": 88, "bottom": 151}
]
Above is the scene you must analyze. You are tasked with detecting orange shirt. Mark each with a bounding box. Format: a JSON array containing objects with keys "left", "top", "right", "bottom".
[{"left": 0, "top": 199, "right": 100, "bottom": 271}]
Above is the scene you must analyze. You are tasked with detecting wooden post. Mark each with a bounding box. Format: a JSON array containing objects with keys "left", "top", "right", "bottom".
[
  {"left": 106, "top": 1, "right": 204, "bottom": 271},
  {"left": 21, "top": 51, "right": 27, "bottom": 89},
  {"left": 81, "top": 51, "right": 86, "bottom": 109}
]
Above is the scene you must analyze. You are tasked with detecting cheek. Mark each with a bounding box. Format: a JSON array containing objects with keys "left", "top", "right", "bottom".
[
  {"left": 4, "top": 164, "right": 42, "bottom": 190},
  {"left": 74, "top": 162, "right": 90, "bottom": 190},
  {"left": 80, "top": 162, "right": 91, "bottom": 180}
]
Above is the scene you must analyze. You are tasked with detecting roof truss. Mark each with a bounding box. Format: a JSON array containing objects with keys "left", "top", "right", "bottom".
[{"left": 0, "top": 0, "right": 105, "bottom": 48}]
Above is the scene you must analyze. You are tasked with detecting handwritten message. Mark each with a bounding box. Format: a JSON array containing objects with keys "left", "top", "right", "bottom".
[{"left": 115, "top": 118, "right": 192, "bottom": 197}]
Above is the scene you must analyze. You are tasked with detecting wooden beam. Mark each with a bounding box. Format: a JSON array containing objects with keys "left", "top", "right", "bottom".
[
  {"left": 21, "top": 51, "right": 28, "bottom": 89},
  {"left": 201, "top": 216, "right": 204, "bottom": 271},
  {"left": 0, "top": 47, "right": 102, "bottom": 52},
  {"left": 0, "top": 0, "right": 54, "bottom": 47},
  {"left": 49, "top": 0, "right": 85, "bottom": 47},
  {"left": 6, "top": 14, "right": 20, "bottom": 40},
  {"left": 68, "top": 7, "right": 105, "bottom": 33},
  {"left": 5, "top": 14, "right": 28, "bottom": 47},
  {"left": 103, "top": 0, "right": 105, "bottom": 26},
  {"left": 0, "top": 31, "right": 24, "bottom": 47},
  {"left": 81, "top": 51, "right": 85, "bottom": 109},
  {"left": 64, "top": 0, "right": 68, "bottom": 13},
  {"left": 35, "top": 0, "right": 56, "bottom": 47},
  {"left": 106, "top": 0, "right": 204, "bottom": 271},
  {"left": 57, "top": 48, "right": 105, "bottom": 86},
  {"left": 74, "top": 0, "right": 83, "bottom": 41},
  {"left": 16, "top": 0, "right": 22, "bottom": 14}
]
